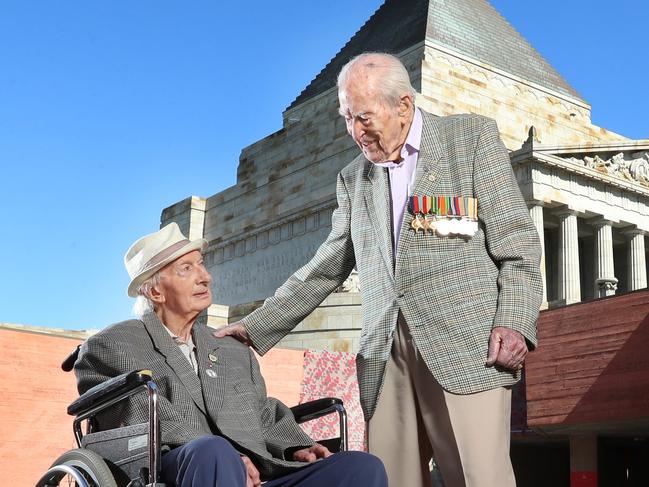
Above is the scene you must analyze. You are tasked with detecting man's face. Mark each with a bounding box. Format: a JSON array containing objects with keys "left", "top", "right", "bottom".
[
  {"left": 339, "top": 79, "right": 412, "bottom": 164},
  {"left": 156, "top": 250, "right": 212, "bottom": 317}
]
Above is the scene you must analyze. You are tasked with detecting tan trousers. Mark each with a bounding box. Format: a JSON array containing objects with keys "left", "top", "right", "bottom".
[{"left": 367, "top": 315, "right": 516, "bottom": 487}]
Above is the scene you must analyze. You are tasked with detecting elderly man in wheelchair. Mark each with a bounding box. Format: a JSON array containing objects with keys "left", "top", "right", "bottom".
[{"left": 38, "top": 223, "right": 386, "bottom": 487}]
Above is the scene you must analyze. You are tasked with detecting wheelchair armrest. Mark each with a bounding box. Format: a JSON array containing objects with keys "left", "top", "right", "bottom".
[
  {"left": 68, "top": 369, "right": 153, "bottom": 417},
  {"left": 290, "top": 397, "right": 344, "bottom": 424}
]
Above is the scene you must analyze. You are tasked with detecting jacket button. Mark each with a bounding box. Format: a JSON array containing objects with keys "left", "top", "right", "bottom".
[{"left": 397, "top": 292, "right": 405, "bottom": 298}]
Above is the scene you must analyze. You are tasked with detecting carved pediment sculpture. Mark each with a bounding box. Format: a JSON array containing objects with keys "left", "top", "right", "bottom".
[{"left": 565, "top": 152, "right": 649, "bottom": 187}]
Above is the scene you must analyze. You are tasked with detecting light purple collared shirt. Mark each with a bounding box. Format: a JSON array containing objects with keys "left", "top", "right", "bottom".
[{"left": 376, "top": 107, "right": 423, "bottom": 252}]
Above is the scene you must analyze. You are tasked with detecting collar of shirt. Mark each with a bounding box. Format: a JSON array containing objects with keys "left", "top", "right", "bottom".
[
  {"left": 164, "top": 325, "right": 196, "bottom": 348},
  {"left": 163, "top": 325, "right": 199, "bottom": 374}
]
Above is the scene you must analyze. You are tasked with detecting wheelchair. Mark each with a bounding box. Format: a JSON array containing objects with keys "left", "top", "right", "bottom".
[{"left": 36, "top": 345, "right": 348, "bottom": 487}]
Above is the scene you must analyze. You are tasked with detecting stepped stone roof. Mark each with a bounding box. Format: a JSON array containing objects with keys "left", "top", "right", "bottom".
[{"left": 288, "top": 0, "right": 582, "bottom": 110}]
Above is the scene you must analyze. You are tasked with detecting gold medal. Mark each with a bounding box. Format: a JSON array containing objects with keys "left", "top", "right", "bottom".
[
  {"left": 425, "top": 216, "right": 437, "bottom": 234},
  {"left": 421, "top": 217, "right": 430, "bottom": 232},
  {"left": 411, "top": 215, "right": 424, "bottom": 234}
]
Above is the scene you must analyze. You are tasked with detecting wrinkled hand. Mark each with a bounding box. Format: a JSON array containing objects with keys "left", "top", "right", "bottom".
[
  {"left": 485, "top": 326, "right": 527, "bottom": 371},
  {"left": 212, "top": 321, "right": 251, "bottom": 346},
  {"left": 241, "top": 455, "right": 261, "bottom": 487},
  {"left": 292, "top": 444, "right": 332, "bottom": 463}
]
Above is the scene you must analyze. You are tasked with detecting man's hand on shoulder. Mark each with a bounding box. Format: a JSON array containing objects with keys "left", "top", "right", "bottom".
[
  {"left": 485, "top": 326, "right": 527, "bottom": 371},
  {"left": 213, "top": 321, "right": 252, "bottom": 346},
  {"left": 240, "top": 455, "right": 261, "bottom": 487},
  {"left": 292, "top": 443, "right": 332, "bottom": 463}
]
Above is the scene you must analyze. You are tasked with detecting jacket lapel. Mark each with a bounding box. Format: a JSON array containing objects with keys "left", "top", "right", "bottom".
[
  {"left": 142, "top": 312, "right": 207, "bottom": 415},
  {"left": 364, "top": 162, "right": 396, "bottom": 278},
  {"left": 193, "top": 323, "right": 227, "bottom": 415},
  {"left": 395, "top": 113, "right": 447, "bottom": 273}
]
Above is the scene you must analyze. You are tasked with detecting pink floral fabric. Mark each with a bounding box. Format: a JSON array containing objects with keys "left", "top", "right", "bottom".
[
  {"left": 297, "top": 350, "right": 530, "bottom": 448},
  {"left": 298, "top": 350, "right": 366, "bottom": 451}
]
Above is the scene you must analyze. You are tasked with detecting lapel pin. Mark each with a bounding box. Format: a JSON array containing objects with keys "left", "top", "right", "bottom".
[
  {"left": 205, "top": 369, "right": 217, "bottom": 378},
  {"left": 208, "top": 353, "right": 218, "bottom": 363}
]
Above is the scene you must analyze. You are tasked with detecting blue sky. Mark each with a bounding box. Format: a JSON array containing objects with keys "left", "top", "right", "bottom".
[{"left": 1, "top": 1, "right": 647, "bottom": 330}]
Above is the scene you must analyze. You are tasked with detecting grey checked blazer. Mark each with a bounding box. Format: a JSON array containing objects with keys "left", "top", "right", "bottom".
[
  {"left": 244, "top": 111, "right": 543, "bottom": 420},
  {"left": 74, "top": 312, "right": 315, "bottom": 480}
]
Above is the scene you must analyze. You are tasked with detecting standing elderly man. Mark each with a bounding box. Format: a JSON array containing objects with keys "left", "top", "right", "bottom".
[
  {"left": 74, "top": 222, "right": 387, "bottom": 487},
  {"left": 217, "top": 52, "right": 543, "bottom": 487}
]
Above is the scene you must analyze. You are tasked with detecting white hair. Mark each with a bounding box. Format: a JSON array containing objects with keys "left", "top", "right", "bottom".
[
  {"left": 337, "top": 52, "right": 415, "bottom": 108},
  {"left": 131, "top": 272, "right": 162, "bottom": 318}
]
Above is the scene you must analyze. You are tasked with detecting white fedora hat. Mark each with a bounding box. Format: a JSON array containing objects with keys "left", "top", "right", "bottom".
[{"left": 124, "top": 222, "right": 208, "bottom": 297}]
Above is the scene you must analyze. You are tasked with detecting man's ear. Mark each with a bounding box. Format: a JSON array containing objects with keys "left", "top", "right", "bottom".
[
  {"left": 148, "top": 281, "right": 165, "bottom": 304},
  {"left": 398, "top": 94, "right": 414, "bottom": 116}
]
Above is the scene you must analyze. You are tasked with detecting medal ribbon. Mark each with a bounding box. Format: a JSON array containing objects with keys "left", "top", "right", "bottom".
[
  {"left": 413, "top": 195, "right": 478, "bottom": 219},
  {"left": 410, "top": 196, "right": 419, "bottom": 214}
]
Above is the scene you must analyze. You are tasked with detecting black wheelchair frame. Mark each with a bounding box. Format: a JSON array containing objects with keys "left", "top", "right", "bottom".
[{"left": 35, "top": 345, "right": 348, "bottom": 487}]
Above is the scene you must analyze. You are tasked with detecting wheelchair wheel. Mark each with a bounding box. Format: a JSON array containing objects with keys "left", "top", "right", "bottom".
[{"left": 35, "top": 448, "right": 118, "bottom": 487}]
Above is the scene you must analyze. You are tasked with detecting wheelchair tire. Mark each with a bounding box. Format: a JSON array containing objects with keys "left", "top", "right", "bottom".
[{"left": 35, "top": 448, "right": 118, "bottom": 487}]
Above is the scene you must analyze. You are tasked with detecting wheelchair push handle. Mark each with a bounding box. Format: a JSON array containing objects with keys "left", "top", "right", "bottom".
[{"left": 62, "top": 345, "right": 81, "bottom": 372}]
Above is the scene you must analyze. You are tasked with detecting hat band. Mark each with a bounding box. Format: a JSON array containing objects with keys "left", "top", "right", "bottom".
[{"left": 142, "top": 239, "right": 190, "bottom": 272}]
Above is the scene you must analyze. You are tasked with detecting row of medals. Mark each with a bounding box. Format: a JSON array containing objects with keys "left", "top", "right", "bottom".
[{"left": 411, "top": 215, "right": 479, "bottom": 237}]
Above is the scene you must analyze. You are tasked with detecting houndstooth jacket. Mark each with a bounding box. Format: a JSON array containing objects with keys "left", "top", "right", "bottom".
[
  {"left": 243, "top": 111, "right": 543, "bottom": 420},
  {"left": 74, "top": 312, "right": 315, "bottom": 480}
]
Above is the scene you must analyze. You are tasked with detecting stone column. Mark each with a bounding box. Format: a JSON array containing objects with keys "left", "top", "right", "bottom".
[
  {"left": 591, "top": 219, "right": 617, "bottom": 298},
  {"left": 625, "top": 229, "right": 647, "bottom": 291},
  {"left": 557, "top": 210, "right": 581, "bottom": 305},
  {"left": 529, "top": 204, "right": 547, "bottom": 306}
]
